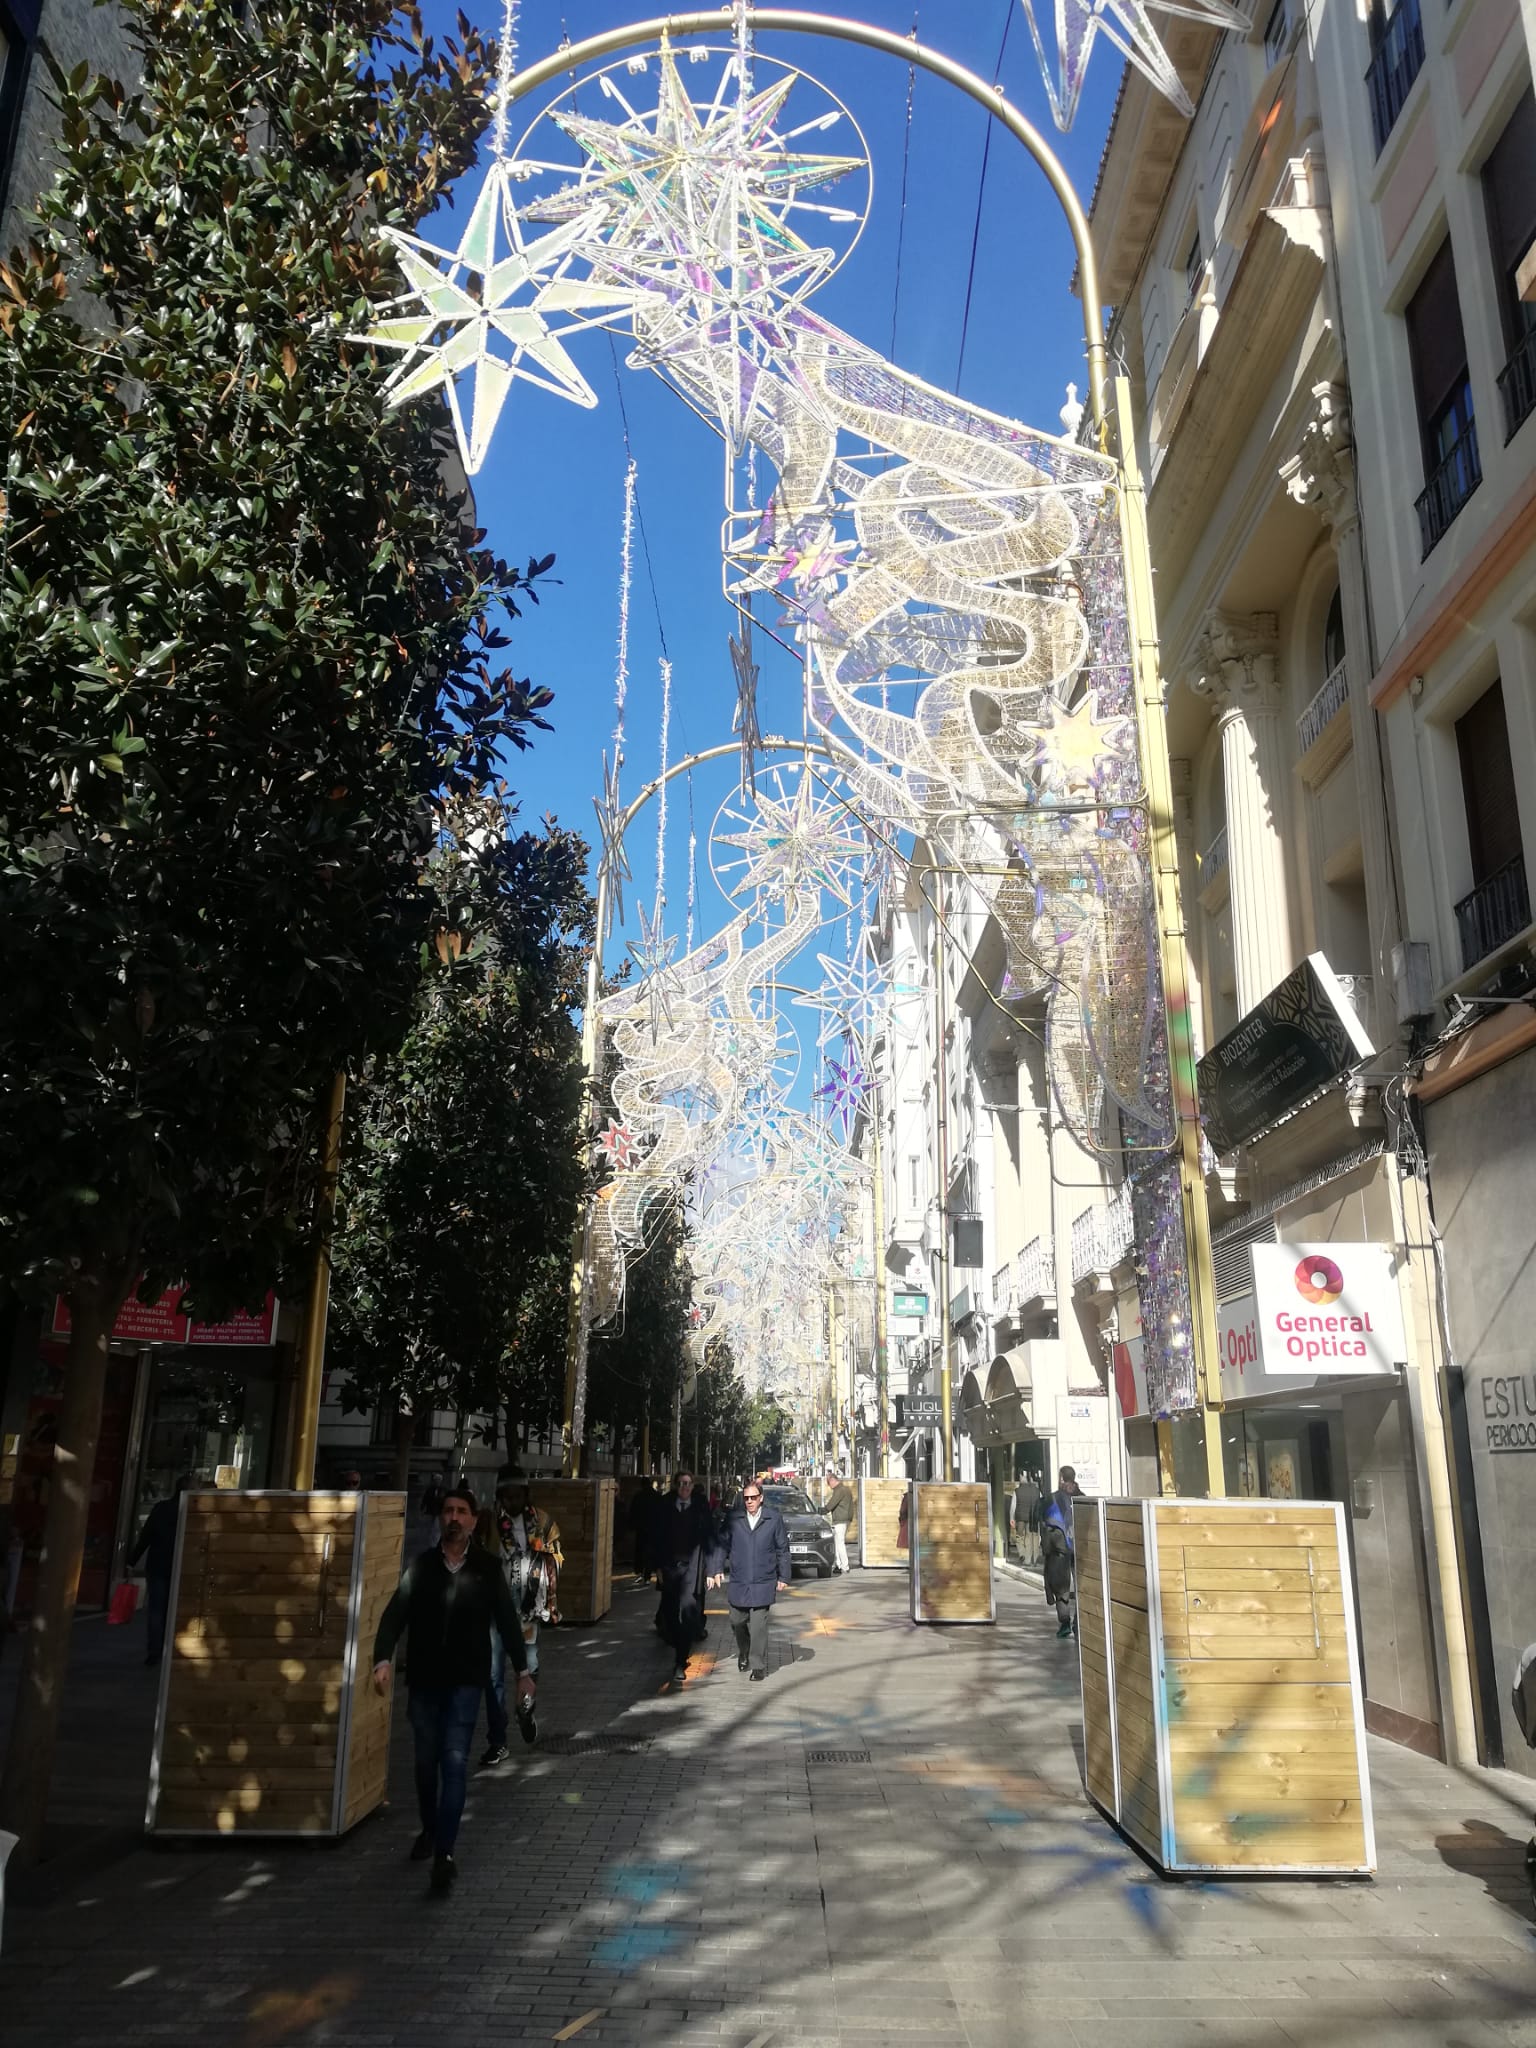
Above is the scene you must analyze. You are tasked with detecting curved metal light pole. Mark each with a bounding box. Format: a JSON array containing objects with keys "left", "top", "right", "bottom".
[{"left": 540, "top": 8, "right": 1224, "bottom": 1494}]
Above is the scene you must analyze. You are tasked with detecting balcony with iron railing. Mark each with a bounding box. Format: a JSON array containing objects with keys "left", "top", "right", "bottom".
[
  {"left": 1015, "top": 1234, "right": 1056, "bottom": 1311},
  {"left": 1416, "top": 416, "right": 1481, "bottom": 558},
  {"left": 1070, "top": 1184, "right": 1136, "bottom": 1290},
  {"left": 1498, "top": 325, "right": 1536, "bottom": 444},
  {"left": 991, "top": 1264, "right": 1013, "bottom": 1318},
  {"left": 1365, "top": 0, "right": 1424, "bottom": 157},
  {"left": 1297, "top": 656, "right": 1351, "bottom": 762},
  {"left": 1455, "top": 854, "right": 1531, "bottom": 972}
]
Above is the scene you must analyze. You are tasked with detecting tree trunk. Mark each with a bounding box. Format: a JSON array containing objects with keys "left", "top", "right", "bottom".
[
  {"left": 392, "top": 1405, "right": 414, "bottom": 1492},
  {"left": 0, "top": 1259, "right": 134, "bottom": 1864}
]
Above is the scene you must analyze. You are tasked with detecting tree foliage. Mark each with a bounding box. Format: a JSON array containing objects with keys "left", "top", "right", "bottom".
[
  {"left": 328, "top": 796, "right": 592, "bottom": 1445},
  {"left": 0, "top": 0, "right": 550, "bottom": 1317}
]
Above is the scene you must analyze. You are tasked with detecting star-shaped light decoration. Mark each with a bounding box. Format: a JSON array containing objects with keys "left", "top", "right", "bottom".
[
  {"left": 626, "top": 902, "right": 684, "bottom": 1043},
  {"left": 599, "top": 1119, "right": 640, "bottom": 1169},
  {"left": 713, "top": 765, "right": 865, "bottom": 911},
  {"left": 528, "top": 42, "right": 865, "bottom": 449},
  {"left": 1018, "top": 0, "right": 1249, "bottom": 133},
  {"left": 792, "top": 933, "right": 890, "bottom": 1053},
  {"left": 817, "top": 1047, "right": 870, "bottom": 1140},
  {"left": 729, "top": 612, "right": 762, "bottom": 800},
  {"left": 355, "top": 160, "right": 641, "bottom": 473},
  {"left": 1026, "top": 694, "right": 1133, "bottom": 799},
  {"left": 592, "top": 750, "right": 633, "bottom": 940}
]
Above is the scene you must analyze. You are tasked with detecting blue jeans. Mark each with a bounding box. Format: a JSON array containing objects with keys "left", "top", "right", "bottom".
[
  {"left": 407, "top": 1685, "right": 481, "bottom": 1856},
  {"left": 485, "top": 1626, "right": 537, "bottom": 1748}
]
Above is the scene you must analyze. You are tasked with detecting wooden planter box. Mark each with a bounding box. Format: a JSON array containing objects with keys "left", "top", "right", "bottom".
[
  {"left": 909, "top": 1482, "right": 995, "bottom": 1623},
  {"left": 1075, "top": 1497, "right": 1375, "bottom": 1876},
  {"left": 528, "top": 1477, "right": 616, "bottom": 1625},
  {"left": 857, "top": 1477, "right": 910, "bottom": 1568},
  {"left": 147, "top": 1489, "right": 404, "bottom": 1838}
]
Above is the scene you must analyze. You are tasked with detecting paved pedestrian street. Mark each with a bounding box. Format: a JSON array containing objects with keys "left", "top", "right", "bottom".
[{"left": 3, "top": 1570, "right": 1534, "bottom": 2047}]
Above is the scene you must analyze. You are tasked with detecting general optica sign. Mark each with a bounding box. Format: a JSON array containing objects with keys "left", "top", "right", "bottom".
[
  {"left": 1250, "top": 1243, "right": 1406, "bottom": 1377},
  {"left": 52, "top": 1289, "right": 279, "bottom": 1348}
]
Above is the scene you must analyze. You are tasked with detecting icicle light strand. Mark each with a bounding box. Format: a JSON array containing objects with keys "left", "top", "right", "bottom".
[
  {"left": 490, "top": 0, "right": 521, "bottom": 163},
  {"left": 613, "top": 458, "right": 637, "bottom": 750},
  {"left": 654, "top": 655, "right": 673, "bottom": 914}
]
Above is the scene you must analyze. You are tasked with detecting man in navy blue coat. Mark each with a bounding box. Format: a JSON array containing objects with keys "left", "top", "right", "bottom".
[{"left": 708, "top": 1480, "right": 792, "bottom": 1681}]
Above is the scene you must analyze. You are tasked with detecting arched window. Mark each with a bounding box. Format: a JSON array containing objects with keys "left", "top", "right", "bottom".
[{"left": 1323, "top": 587, "right": 1346, "bottom": 676}]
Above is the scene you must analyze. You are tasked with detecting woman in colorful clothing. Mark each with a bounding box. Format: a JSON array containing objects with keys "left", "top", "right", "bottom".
[{"left": 477, "top": 1471, "right": 561, "bottom": 1765}]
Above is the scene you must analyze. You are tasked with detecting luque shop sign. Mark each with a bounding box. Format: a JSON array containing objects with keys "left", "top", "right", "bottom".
[{"left": 1196, "top": 954, "right": 1374, "bottom": 1155}]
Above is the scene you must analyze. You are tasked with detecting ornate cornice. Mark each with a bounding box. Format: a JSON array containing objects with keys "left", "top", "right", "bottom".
[
  {"left": 1279, "top": 380, "right": 1355, "bottom": 529},
  {"left": 1189, "top": 610, "right": 1281, "bottom": 716}
]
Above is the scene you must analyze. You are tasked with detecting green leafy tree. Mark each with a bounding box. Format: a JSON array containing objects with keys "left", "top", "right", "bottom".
[
  {"left": 327, "top": 797, "right": 592, "bottom": 1471},
  {"left": 0, "top": 0, "right": 548, "bottom": 1855},
  {"left": 586, "top": 1191, "right": 694, "bottom": 1474}
]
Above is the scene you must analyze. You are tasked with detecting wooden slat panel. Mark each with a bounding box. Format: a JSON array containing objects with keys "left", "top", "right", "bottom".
[
  {"left": 1179, "top": 1830, "right": 1369, "bottom": 1870},
  {"left": 858, "top": 1479, "right": 911, "bottom": 1569},
  {"left": 1181, "top": 1565, "right": 1333, "bottom": 1593},
  {"left": 1169, "top": 1652, "right": 1351, "bottom": 1684},
  {"left": 1155, "top": 1524, "right": 1332, "bottom": 1549}
]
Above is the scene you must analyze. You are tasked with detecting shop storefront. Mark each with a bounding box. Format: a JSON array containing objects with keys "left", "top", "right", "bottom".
[{"left": 0, "top": 1290, "right": 285, "bottom": 1617}]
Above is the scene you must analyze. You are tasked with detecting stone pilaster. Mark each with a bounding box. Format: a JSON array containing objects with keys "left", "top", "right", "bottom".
[
  {"left": 1190, "top": 611, "right": 1292, "bottom": 1017},
  {"left": 1281, "top": 382, "right": 1402, "bottom": 1045}
]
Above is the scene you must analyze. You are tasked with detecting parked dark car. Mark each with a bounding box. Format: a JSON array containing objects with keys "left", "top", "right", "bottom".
[{"left": 762, "top": 1485, "right": 835, "bottom": 1579}]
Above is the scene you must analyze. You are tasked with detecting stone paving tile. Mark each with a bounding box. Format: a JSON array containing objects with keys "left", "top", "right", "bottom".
[{"left": 4, "top": 1570, "right": 1536, "bottom": 2046}]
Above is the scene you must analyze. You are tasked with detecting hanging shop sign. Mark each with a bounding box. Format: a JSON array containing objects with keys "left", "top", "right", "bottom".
[
  {"left": 892, "top": 1291, "right": 929, "bottom": 1318},
  {"left": 52, "top": 1288, "right": 280, "bottom": 1349},
  {"left": 904, "top": 1394, "right": 943, "bottom": 1427},
  {"left": 1196, "top": 953, "right": 1374, "bottom": 1155}
]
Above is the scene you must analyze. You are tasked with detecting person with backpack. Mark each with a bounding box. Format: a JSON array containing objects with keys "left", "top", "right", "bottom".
[
  {"left": 1039, "top": 1465, "right": 1082, "bottom": 1639},
  {"left": 476, "top": 1473, "right": 561, "bottom": 1764}
]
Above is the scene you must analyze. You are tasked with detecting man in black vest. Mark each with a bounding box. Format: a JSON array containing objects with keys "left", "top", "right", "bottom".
[{"left": 373, "top": 1483, "right": 532, "bottom": 1894}]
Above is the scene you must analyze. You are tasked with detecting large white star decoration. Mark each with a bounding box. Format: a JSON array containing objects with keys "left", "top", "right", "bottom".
[
  {"left": 714, "top": 767, "right": 865, "bottom": 909},
  {"left": 593, "top": 751, "right": 633, "bottom": 941},
  {"left": 626, "top": 902, "right": 683, "bottom": 1043},
  {"left": 817, "top": 1050, "right": 870, "bottom": 1139},
  {"left": 1026, "top": 694, "right": 1134, "bottom": 798},
  {"left": 355, "top": 160, "right": 638, "bottom": 473},
  {"left": 1019, "top": 0, "right": 1248, "bottom": 132},
  {"left": 793, "top": 936, "right": 890, "bottom": 1053}
]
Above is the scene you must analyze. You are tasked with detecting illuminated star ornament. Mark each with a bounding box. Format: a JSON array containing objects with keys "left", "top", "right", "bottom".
[
  {"left": 627, "top": 902, "right": 683, "bottom": 1042},
  {"left": 713, "top": 764, "right": 865, "bottom": 910},
  {"left": 817, "top": 1049, "right": 869, "bottom": 1138},
  {"left": 794, "top": 934, "right": 890, "bottom": 1053},
  {"left": 354, "top": 160, "right": 638, "bottom": 472},
  {"left": 1018, "top": 0, "right": 1249, "bottom": 131},
  {"left": 599, "top": 1119, "right": 640, "bottom": 1169},
  {"left": 1028, "top": 695, "right": 1135, "bottom": 798},
  {"left": 729, "top": 614, "right": 763, "bottom": 799},
  {"left": 592, "top": 750, "right": 633, "bottom": 940}
]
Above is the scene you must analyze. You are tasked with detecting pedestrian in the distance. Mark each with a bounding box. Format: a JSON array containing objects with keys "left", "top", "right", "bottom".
[
  {"left": 821, "top": 1468, "right": 854, "bottom": 1574},
  {"left": 657, "top": 1471, "right": 714, "bottom": 1682},
  {"left": 372, "top": 1482, "right": 533, "bottom": 1896},
  {"left": 476, "top": 1472, "right": 561, "bottom": 1764},
  {"left": 128, "top": 1475, "right": 189, "bottom": 1666},
  {"left": 1039, "top": 1465, "right": 1082, "bottom": 1639},
  {"left": 708, "top": 1479, "right": 791, "bottom": 1681},
  {"left": 1012, "top": 1470, "right": 1041, "bottom": 1566}
]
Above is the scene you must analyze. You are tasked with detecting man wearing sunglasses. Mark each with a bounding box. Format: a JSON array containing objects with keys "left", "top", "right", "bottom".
[{"left": 707, "top": 1481, "right": 791, "bottom": 1681}]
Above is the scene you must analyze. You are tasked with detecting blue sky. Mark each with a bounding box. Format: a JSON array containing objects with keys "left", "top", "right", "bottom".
[{"left": 415, "top": 1, "right": 1123, "bottom": 1003}]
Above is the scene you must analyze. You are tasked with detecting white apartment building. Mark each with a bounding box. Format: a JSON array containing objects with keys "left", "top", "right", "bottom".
[{"left": 1065, "top": 0, "right": 1536, "bottom": 1774}]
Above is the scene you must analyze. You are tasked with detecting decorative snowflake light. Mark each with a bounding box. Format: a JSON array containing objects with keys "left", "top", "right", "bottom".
[
  {"left": 711, "top": 763, "right": 865, "bottom": 911},
  {"left": 1018, "top": 0, "right": 1250, "bottom": 133}
]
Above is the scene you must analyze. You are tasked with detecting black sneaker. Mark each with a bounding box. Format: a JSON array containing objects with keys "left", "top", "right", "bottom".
[
  {"left": 672, "top": 1662, "right": 687, "bottom": 1682},
  {"left": 430, "top": 1854, "right": 456, "bottom": 1895},
  {"left": 409, "top": 1830, "right": 434, "bottom": 1862},
  {"left": 517, "top": 1697, "right": 538, "bottom": 1746},
  {"left": 737, "top": 1653, "right": 749, "bottom": 1673},
  {"left": 479, "top": 1742, "right": 509, "bottom": 1767}
]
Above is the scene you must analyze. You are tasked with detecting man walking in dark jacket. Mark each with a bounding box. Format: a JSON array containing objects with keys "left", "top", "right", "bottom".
[
  {"left": 128, "top": 1476, "right": 188, "bottom": 1666},
  {"left": 373, "top": 1483, "right": 532, "bottom": 1894},
  {"left": 657, "top": 1471, "right": 714, "bottom": 1682},
  {"left": 708, "top": 1481, "right": 791, "bottom": 1681}
]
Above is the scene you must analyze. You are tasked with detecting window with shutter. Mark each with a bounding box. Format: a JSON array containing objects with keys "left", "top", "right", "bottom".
[{"left": 1405, "top": 240, "right": 1481, "bottom": 552}]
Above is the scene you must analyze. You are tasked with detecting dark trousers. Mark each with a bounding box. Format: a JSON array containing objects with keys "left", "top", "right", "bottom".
[
  {"left": 145, "top": 1573, "right": 170, "bottom": 1664},
  {"left": 484, "top": 1625, "right": 537, "bottom": 1748},
  {"left": 659, "top": 1565, "right": 702, "bottom": 1660},
  {"left": 407, "top": 1684, "right": 480, "bottom": 1856},
  {"left": 729, "top": 1602, "right": 770, "bottom": 1675}
]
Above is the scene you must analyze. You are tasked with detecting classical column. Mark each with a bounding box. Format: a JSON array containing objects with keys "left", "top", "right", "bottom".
[
  {"left": 1168, "top": 756, "right": 1207, "bottom": 1060},
  {"left": 1190, "top": 612, "right": 1292, "bottom": 1017},
  {"left": 1281, "top": 381, "right": 1402, "bottom": 1046}
]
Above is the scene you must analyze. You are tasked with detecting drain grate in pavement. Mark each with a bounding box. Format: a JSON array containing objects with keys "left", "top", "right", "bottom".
[
  {"left": 806, "top": 1749, "right": 872, "bottom": 1765},
  {"left": 538, "top": 1733, "right": 652, "bottom": 1756}
]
